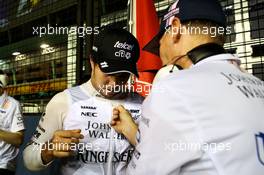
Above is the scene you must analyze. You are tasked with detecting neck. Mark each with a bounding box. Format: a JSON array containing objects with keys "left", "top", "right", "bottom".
[
  {"left": 175, "top": 38, "right": 221, "bottom": 68},
  {"left": 88, "top": 79, "right": 128, "bottom": 100},
  {"left": 176, "top": 56, "right": 193, "bottom": 69},
  {"left": 90, "top": 78, "right": 98, "bottom": 92},
  {"left": 87, "top": 79, "right": 102, "bottom": 97}
]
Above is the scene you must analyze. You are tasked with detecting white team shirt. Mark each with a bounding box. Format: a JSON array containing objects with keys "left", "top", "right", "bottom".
[
  {"left": 23, "top": 80, "right": 144, "bottom": 175},
  {"left": 0, "top": 92, "right": 25, "bottom": 171},
  {"left": 152, "top": 65, "right": 179, "bottom": 84},
  {"left": 127, "top": 54, "right": 264, "bottom": 175}
]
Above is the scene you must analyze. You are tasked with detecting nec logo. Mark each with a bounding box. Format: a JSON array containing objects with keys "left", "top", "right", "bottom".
[{"left": 81, "top": 112, "right": 98, "bottom": 117}]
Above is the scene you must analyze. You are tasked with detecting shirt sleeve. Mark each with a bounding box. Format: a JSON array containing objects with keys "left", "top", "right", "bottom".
[
  {"left": 23, "top": 91, "right": 69, "bottom": 171},
  {"left": 126, "top": 81, "right": 204, "bottom": 175},
  {"left": 10, "top": 101, "right": 25, "bottom": 132}
]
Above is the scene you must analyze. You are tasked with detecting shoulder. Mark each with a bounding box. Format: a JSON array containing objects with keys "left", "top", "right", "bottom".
[
  {"left": 46, "top": 91, "right": 68, "bottom": 109},
  {"left": 151, "top": 70, "right": 193, "bottom": 95},
  {"left": 155, "top": 65, "right": 217, "bottom": 94},
  {"left": 146, "top": 69, "right": 202, "bottom": 109},
  {"left": 6, "top": 96, "right": 20, "bottom": 108},
  {"left": 43, "top": 91, "right": 69, "bottom": 122},
  {"left": 65, "top": 84, "right": 92, "bottom": 104}
]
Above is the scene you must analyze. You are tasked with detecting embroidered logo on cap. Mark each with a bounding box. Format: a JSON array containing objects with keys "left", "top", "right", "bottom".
[
  {"left": 115, "top": 50, "right": 131, "bottom": 60},
  {"left": 100, "top": 62, "right": 109, "bottom": 68},
  {"left": 114, "top": 41, "right": 133, "bottom": 60},
  {"left": 163, "top": 0, "right": 180, "bottom": 28},
  {"left": 92, "top": 46, "right": 98, "bottom": 52},
  {"left": 114, "top": 41, "right": 134, "bottom": 51}
]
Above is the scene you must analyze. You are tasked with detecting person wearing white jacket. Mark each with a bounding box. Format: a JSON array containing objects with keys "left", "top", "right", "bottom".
[{"left": 23, "top": 28, "right": 144, "bottom": 175}]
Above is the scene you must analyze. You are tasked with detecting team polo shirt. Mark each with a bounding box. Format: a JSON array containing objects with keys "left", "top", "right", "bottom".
[
  {"left": 0, "top": 92, "right": 24, "bottom": 171},
  {"left": 23, "top": 80, "right": 144, "bottom": 175}
]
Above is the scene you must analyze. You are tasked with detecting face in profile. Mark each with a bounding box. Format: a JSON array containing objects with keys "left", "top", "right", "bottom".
[
  {"left": 159, "top": 30, "right": 174, "bottom": 66},
  {"left": 91, "top": 64, "right": 130, "bottom": 98}
]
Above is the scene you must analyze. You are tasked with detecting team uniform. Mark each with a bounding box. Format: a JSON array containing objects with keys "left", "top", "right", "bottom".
[
  {"left": 152, "top": 65, "right": 179, "bottom": 84},
  {"left": 0, "top": 92, "right": 24, "bottom": 172},
  {"left": 127, "top": 54, "right": 264, "bottom": 174},
  {"left": 23, "top": 80, "right": 143, "bottom": 175}
]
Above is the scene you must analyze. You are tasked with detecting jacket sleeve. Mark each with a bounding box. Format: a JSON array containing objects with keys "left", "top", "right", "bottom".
[
  {"left": 23, "top": 91, "right": 68, "bottom": 171},
  {"left": 10, "top": 100, "right": 25, "bottom": 132},
  {"left": 126, "top": 81, "right": 203, "bottom": 175}
]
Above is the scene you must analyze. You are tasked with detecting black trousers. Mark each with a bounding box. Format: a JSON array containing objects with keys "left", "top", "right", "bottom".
[{"left": 0, "top": 169, "right": 15, "bottom": 175}]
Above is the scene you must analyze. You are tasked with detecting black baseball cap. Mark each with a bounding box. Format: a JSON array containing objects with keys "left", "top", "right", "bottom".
[
  {"left": 92, "top": 27, "right": 140, "bottom": 77},
  {"left": 143, "top": 0, "right": 227, "bottom": 56}
]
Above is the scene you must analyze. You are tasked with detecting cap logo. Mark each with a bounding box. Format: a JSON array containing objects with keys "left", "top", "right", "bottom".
[
  {"left": 163, "top": 0, "right": 180, "bottom": 27},
  {"left": 115, "top": 50, "right": 131, "bottom": 60},
  {"left": 114, "top": 41, "right": 133, "bottom": 60},
  {"left": 92, "top": 46, "right": 98, "bottom": 52},
  {"left": 114, "top": 41, "right": 134, "bottom": 51},
  {"left": 100, "top": 61, "right": 109, "bottom": 68}
]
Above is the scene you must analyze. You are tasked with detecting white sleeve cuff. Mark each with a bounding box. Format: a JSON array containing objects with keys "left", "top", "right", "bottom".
[
  {"left": 23, "top": 143, "right": 54, "bottom": 171},
  {"left": 37, "top": 143, "right": 54, "bottom": 167}
]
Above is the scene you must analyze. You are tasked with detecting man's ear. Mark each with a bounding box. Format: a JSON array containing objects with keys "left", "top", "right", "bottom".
[{"left": 171, "top": 17, "right": 182, "bottom": 43}]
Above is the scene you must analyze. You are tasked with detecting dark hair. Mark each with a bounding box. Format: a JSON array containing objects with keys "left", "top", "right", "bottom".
[{"left": 89, "top": 54, "right": 97, "bottom": 64}]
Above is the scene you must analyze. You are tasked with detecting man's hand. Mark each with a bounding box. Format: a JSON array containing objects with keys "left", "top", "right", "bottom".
[
  {"left": 111, "top": 105, "right": 138, "bottom": 146},
  {"left": 41, "top": 129, "right": 84, "bottom": 164}
]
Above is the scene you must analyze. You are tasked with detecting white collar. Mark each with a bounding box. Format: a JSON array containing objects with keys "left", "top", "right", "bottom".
[
  {"left": 80, "top": 80, "right": 129, "bottom": 100},
  {"left": 0, "top": 92, "right": 7, "bottom": 108},
  {"left": 80, "top": 80, "right": 101, "bottom": 97},
  {"left": 193, "top": 53, "right": 241, "bottom": 67}
]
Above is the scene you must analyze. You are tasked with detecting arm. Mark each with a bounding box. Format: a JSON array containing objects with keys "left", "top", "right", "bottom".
[
  {"left": 23, "top": 92, "right": 84, "bottom": 171},
  {"left": 0, "top": 130, "right": 24, "bottom": 147},
  {"left": 0, "top": 100, "right": 25, "bottom": 147},
  {"left": 23, "top": 92, "right": 68, "bottom": 171},
  {"left": 126, "top": 82, "right": 203, "bottom": 175}
]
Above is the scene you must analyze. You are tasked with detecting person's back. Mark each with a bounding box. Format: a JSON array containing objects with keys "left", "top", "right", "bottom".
[
  {"left": 145, "top": 53, "right": 264, "bottom": 174},
  {"left": 108, "top": 0, "right": 264, "bottom": 174}
]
